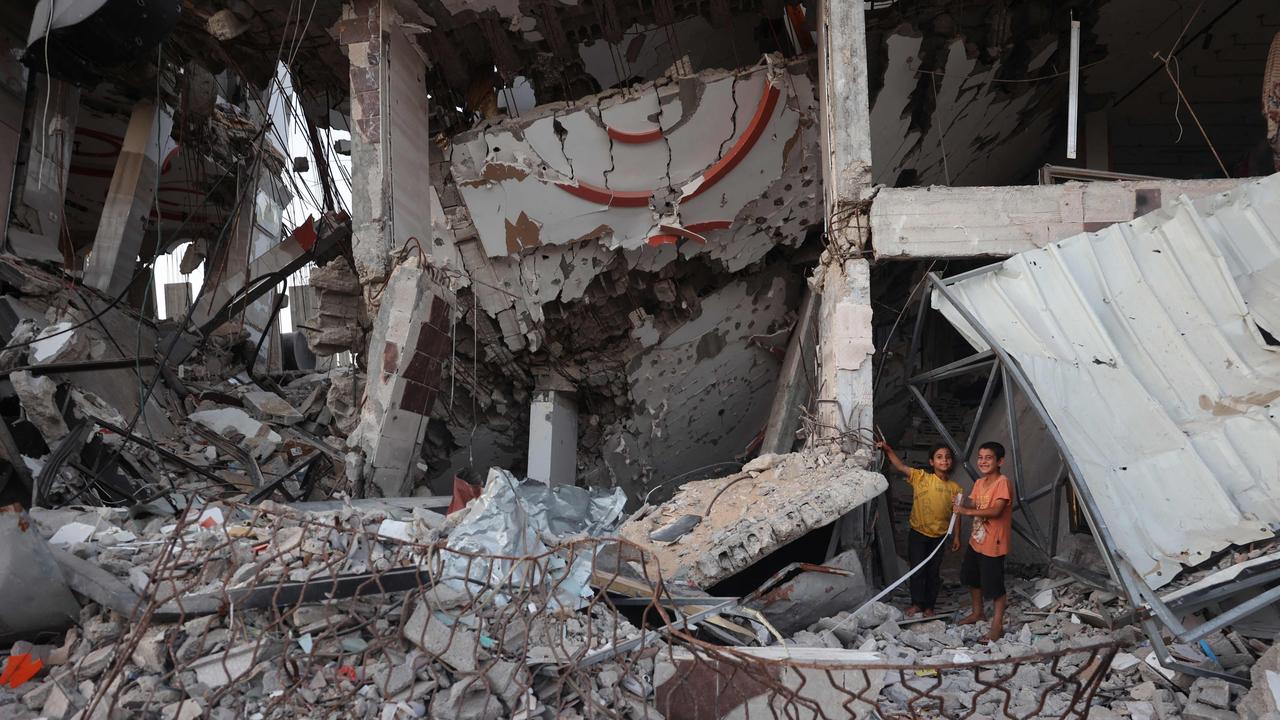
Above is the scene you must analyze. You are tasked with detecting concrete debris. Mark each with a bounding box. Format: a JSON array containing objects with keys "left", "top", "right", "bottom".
[
  {"left": 620, "top": 444, "right": 887, "bottom": 588},
  {"left": 0, "top": 1, "right": 1274, "bottom": 718}
]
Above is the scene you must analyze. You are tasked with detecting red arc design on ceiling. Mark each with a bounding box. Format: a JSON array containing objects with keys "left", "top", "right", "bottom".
[{"left": 555, "top": 81, "right": 782, "bottom": 209}]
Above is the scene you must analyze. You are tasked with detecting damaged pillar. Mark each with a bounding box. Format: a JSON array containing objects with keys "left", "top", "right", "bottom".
[
  {"left": 4, "top": 76, "right": 78, "bottom": 263},
  {"left": 339, "top": 2, "right": 442, "bottom": 496},
  {"left": 526, "top": 380, "right": 578, "bottom": 485},
  {"left": 816, "top": 0, "right": 874, "bottom": 440},
  {"left": 83, "top": 100, "right": 168, "bottom": 297},
  {"left": 337, "top": 0, "right": 433, "bottom": 298}
]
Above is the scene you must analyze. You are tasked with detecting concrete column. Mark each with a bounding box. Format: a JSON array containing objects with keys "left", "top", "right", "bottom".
[
  {"left": 816, "top": 0, "right": 874, "bottom": 441},
  {"left": 526, "top": 390, "right": 578, "bottom": 485},
  {"left": 337, "top": 1, "right": 441, "bottom": 497},
  {"left": 818, "top": 0, "right": 872, "bottom": 220},
  {"left": 83, "top": 100, "right": 167, "bottom": 297},
  {"left": 349, "top": 262, "right": 450, "bottom": 497},
  {"left": 5, "top": 75, "right": 79, "bottom": 263},
  {"left": 817, "top": 259, "right": 874, "bottom": 440},
  {"left": 337, "top": 0, "right": 432, "bottom": 301}
]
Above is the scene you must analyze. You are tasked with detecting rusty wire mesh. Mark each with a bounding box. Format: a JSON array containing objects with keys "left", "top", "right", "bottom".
[{"left": 62, "top": 501, "right": 1121, "bottom": 719}]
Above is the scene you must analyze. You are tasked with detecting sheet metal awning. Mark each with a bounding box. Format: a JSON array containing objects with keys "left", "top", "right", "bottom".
[{"left": 933, "top": 174, "right": 1280, "bottom": 589}]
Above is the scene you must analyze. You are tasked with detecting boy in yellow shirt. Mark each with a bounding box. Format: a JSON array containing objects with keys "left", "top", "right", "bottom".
[{"left": 877, "top": 441, "right": 964, "bottom": 617}]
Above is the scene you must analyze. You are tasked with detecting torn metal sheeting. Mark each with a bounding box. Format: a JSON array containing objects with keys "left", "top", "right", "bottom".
[
  {"left": 443, "top": 468, "right": 627, "bottom": 610},
  {"left": 934, "top": 174, "right": 1280, "bottom": 590}
]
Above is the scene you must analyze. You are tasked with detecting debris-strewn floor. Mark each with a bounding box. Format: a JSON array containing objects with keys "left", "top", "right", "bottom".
[{"left": 3, "top": 465, "right": 1275, "bottom": 720}]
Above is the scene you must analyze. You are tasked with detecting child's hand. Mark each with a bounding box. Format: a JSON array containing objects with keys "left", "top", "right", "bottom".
[
  {"left": 950, "top": 535, "right": 961, "bottom": 552},
  {"left": 875, "top": 440, "right": 890, "bottom": 452}
]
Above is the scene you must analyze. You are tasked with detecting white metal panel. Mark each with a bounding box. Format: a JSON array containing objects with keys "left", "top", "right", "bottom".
[{"left": 933, "top": 174, "right": 1280, "bottom": 588}]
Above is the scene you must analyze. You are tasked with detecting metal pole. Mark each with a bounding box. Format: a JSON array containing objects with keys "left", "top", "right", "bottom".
[
  {"left": 964, "top": 362, "right": 1001, "bottom": 462},
  {"left": 1177, "top": 582, "right": 1280, "bottom": 645},
  {"left": 909, "top": 350, "right": 996, "bottom": 384},
  {"left": 906, "top": 280, "right": 933, "bottom": 378},
  {"left": 906, "top": 384, "right": 979, "bottom": 481}
]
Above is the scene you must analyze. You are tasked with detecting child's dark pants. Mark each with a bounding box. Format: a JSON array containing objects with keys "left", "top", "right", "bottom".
[{"left": 907, "top": 529, "right": 946, "bottom": 610}]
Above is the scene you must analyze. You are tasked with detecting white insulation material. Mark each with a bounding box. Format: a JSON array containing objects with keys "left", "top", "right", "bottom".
[{"left": 934, "top": 174, "right": 1280, "bottom": 589}]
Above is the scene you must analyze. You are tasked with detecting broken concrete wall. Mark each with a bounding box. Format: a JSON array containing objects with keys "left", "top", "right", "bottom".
[
  {"left": 349, "top": 258, "right": 453, "bottom": 497},
  {"left": 599, "top": 269, "right": 800, "bottom": 497},
  {"left": 407, "top": 52, "right": 827, "bottom": 500}
]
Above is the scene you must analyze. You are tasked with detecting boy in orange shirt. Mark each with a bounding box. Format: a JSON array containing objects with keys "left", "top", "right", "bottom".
[
  {"left": 954, "top": 441, "right": 1014, "bottom": 641},
  {"left": 877, "top": 441, "right": 964, "bottom": 617}
]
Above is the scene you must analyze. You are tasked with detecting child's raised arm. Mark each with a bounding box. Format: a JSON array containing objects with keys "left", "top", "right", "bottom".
[{"left": 876, "top": 441, "right": 913, "bottom": 476}]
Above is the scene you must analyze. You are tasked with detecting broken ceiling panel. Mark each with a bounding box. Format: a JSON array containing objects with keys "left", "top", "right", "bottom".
[
  {"left": 933, "top": 174, "right": 1280, "bottom": 588},
  {"left": 450, "top": 55, "right": 820, "bottom": 265}
]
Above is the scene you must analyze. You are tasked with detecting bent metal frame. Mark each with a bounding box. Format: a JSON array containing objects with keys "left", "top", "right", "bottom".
[{"left": 905, "top": 269, "right": 1280, "bottom": 687}]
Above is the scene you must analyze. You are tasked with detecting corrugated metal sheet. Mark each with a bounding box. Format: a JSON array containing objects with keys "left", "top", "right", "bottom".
[{"left": 933, "top": 174, "right": 1280, "bottom": 589}]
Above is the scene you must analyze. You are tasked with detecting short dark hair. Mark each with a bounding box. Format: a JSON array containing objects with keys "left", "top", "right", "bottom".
[{"left": 978, "top": 441, "right": 1006, "bottom": 460}]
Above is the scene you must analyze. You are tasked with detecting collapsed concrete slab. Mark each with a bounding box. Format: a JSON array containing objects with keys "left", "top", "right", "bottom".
[{"left": 619, "top": 448, "right": 887, "bottom": 588}]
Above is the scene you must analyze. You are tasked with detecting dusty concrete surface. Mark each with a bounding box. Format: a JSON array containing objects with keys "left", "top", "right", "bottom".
[{"left": 620, "top": 446, "right": 887, "bottom": 588}]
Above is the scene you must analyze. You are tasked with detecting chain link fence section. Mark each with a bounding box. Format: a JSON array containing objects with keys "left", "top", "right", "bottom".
[{"left": 60, "top": 501, "right": 1120, "bottom": 719}]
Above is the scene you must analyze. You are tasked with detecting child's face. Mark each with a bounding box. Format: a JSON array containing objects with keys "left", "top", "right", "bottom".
[
  {"left": 976, "top": 448, "right": 1003, "bottom": 474},
  {"left": 930, "top": 448, "right": 954, "bottom": 473}
]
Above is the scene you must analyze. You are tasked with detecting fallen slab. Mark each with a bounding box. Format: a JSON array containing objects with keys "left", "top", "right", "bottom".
[{"left": 619, "top": 448, "right": 886, "bottom": 588}]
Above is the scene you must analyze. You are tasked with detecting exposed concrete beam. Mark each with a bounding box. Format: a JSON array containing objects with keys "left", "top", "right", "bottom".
[
  {"left": 526, "top": 389, "right": 578, "bottom": 485},
  {"left": 4, "top": 76, "right": 78, "bottom": 263},
  {"left": 870, "top": 178, "right": 1250, "bottom": 259},
  {"left": 189, "top": 211, "right": 347, "bottom": 336},
  {"left": 83, "top": 100, "right": 166, "bottom": 297}
]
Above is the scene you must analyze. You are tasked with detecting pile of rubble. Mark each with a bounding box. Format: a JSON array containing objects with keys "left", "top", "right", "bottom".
[{"left": 0, "top": 260, "right": 1276, "bottom": 719}]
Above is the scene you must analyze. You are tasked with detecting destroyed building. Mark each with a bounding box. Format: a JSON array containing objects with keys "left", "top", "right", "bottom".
[{"left": 0, "top": 0, "right": 1279, "bottom": 718}]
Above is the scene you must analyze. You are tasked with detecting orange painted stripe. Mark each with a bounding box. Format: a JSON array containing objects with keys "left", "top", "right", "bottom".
[
  {"left": 555, "top": 181, "right": 651, "bottom": 207},
  {"left": 685, "top": 82, "right": 782, "bottom": 200},
  {"left": 647, "top": 234, "right": 678, "bottom": 247},
  {"left": 606, "top": 126, "right": 664, "bottom": 144},
  {"left": 684, "top": 220, "right": 732, "bottom": 233}
]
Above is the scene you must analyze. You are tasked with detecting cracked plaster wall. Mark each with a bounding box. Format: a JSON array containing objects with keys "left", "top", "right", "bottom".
[
  {"left": 449, "top": 54, "right": 821, "bottom": 275},
  {"left": 598, "top": 268, "right": 798, "bottom": 499},
  {"left": 415, "top": 54, "right": 819, "bottom": 500}
]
